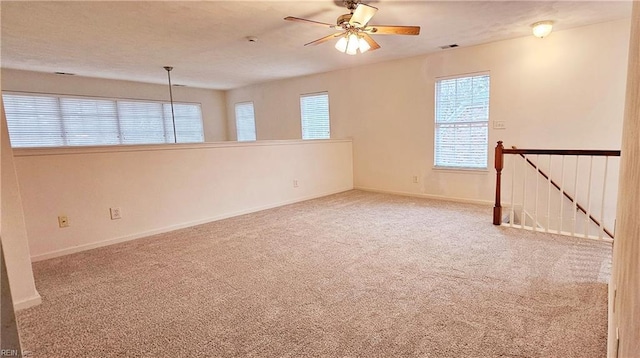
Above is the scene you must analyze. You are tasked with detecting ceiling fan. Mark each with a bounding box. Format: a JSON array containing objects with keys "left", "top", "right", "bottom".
[{"left": 284, "top": 0, "right": 420, "bottom": 55}]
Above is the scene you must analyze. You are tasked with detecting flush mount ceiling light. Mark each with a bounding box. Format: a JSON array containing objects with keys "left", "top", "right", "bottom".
[{"left": 531, "top": 20, "right": 554, "bottom": 38}]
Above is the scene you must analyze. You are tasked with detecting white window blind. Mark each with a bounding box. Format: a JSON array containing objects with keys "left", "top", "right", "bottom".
[
  {"left": 300, "top": 92, "right": 330, "bottom": 140},
  {"left": 2, "top": 93, "right": 204, "bottom": 148},
  {"left": 118, "top": 101, "right": 167, "bottom": 144},
  {"left": 434, "top": 74, "right": 490, "bottom": 169},
  {"left": 2, "top": 94, "right": 66, "bottom": 147},
  {"left": 234, "top": 102, "right": 256, "bottom": 141},
  {"left": 60, "top": 97, "right": 120, "bottom": 146},
  {"left": 167, "top": 103, "right": 204, "bottom": 143}
]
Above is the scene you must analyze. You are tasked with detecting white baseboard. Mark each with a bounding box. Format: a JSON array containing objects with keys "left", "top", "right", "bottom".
[
  {"left": 354, "top": 186, "right": 493, "bottom": 206},
  {"left": 31, "top": 187, "right": 353, "bottom": 262},
  {"left": 14, "top": 291, "right": 42, "bottom": 311}
]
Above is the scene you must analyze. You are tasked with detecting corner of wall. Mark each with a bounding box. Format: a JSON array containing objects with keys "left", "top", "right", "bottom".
[
  {"left": 1, "top": 98, "right": 40, "bottom": 309},
  {"left": 608, "top": 3, "right": 640, "bottom": 357},
  {"left": 221, "top": 89, "right": 232, "bottom": 141}
]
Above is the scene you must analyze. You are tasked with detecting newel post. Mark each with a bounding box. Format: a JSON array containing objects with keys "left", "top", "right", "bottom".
[{"left": 493, "top": 141, "right": 504, "bottom": 225}]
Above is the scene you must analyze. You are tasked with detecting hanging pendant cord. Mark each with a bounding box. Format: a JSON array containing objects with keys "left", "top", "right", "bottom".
[{"left": 164, "top": 66, "right": 177, "bottom": 143}]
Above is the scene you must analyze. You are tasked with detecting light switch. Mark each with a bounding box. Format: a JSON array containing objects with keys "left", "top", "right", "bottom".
[{"left": 493, "top": 120, "right": 506, "bottom": 129}]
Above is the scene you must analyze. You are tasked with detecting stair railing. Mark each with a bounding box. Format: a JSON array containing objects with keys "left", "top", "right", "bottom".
[{"left": 493, "top": 141, "right": 620, "bottom": 240}]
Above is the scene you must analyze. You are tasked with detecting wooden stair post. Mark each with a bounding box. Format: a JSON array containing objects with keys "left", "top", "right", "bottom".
[{"left": 493, "top": 141, "right": 504, "bottom": 225}]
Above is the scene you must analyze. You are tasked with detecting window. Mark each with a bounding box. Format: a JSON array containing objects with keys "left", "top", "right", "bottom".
[
  {"left": 300, "top": 92, "right": 330, "bottom": 140},
  {"left": 234, "top": 102, "right": 256, "bottom": 141},
  {"left": 2, "top": 92, "right": 204, "bottom": 148},
  {"left": 166, "top": 103, "right": 204, "bottom": 144},
  {"left": 434, "top": 74, "right": 490, "bottom": 169}
]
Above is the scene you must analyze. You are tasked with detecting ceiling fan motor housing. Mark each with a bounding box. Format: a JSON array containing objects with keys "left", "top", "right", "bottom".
[
  {"left": 344, "top": 0, "right": 360, "bottom": 11},
  {"left": 337, "top": 13, "right": 352, "bottom": 27}
]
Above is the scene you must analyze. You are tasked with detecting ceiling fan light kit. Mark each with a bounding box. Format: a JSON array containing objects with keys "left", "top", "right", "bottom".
[
  {"left": 335, "top": 33, "right": 371, "bottom": 55},
  {"left": 285, "top": 0, "right": 420, "bottom": 55},
  {"left": 357, "top": 36, "right": 371, "bottom": 53}
]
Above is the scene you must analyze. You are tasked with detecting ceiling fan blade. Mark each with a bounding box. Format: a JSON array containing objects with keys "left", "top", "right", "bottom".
[
  {"left": 349, "top": 4, "right": 378, "bottom": 28},
  {"left": 304, "top": 33, "right": 343, "bottom": 46},
  {"left": 361, "top": 33, "right": 381, "bottom": 51},
  {"left": 364, "top": 25, "right": 421, "bottom": 35},
  {"left": 284, "top": 16, "right": 335, "bottom": 28}
]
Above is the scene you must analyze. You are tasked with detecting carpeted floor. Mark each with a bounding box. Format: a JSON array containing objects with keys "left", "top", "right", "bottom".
[{"left": 17, "top": 190, "right": 612, "bottom": 357}]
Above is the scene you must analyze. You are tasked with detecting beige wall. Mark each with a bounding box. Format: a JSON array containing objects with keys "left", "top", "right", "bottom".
[
  {"left": 609, "top": 2, "right": 640, "bottom": 356},
  {"left": 1, "top": 18, "right": 632, "bottom": 315},
  {"left": 226, "top": 19, "right": 630, "bottom": 204},
  {"left": 1, "top": 69, "right": 229, "bottom": 142},
  {"left": 14, "top": 140, "right": 353, "bottom": 260}
]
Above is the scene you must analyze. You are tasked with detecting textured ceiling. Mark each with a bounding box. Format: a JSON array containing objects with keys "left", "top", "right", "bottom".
[{"left": 0, "top": 1, "right": 632, "bottom": 90}]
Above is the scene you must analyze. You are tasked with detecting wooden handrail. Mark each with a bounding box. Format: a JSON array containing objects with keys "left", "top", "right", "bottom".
[
  {"left": 503, "top": 148, "right": 620, "bottom": 156},
  {"left": 493, "top": 142, "right": 620, "bottom": 239}
]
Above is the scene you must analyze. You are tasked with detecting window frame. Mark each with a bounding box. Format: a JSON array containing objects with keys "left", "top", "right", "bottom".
[
  {"left": 299, "top": 91, "right": 331, "bottom": 140},
  {"left": 2, "top": 91, "right": 204, "bottom": 148},
  {"left": 234, "top": 101, "right": 257, "bottom": 142},
  {"left": 433, "top": 72, "right": 490, "bottom": 171}
]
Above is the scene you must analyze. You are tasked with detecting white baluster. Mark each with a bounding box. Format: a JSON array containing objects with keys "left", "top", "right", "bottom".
[
  {"left": 559, "top": 155, "right": 565, "bottom": 235},
  {"left": 521, "top": 155, "right": 527, "bottom": 229},
  {"left": 585, "top": 156, "right": 594, "bottom": 238},
  {"left": 572, "top": 156, "right": 579, "bottom": 237},
  {"left": 510, "top": 154, "right": 515, "bottom": 228},
  {"left": 599, "top": 156, "right": 609, "bottom": 240},
  {"left": 547, "top": 155, "right": 552, "bottom": 233},
  {"left": 534, "top": 155, "right": 539, "bottom": 231}
]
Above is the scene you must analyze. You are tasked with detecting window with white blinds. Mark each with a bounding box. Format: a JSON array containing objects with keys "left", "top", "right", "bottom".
[
  {"left": 234, "top": 102, "right": 256, "bottom": 141},
  {"left": 2, "top": 92, "right": 204, "bottom": 148},
  {"left": 300, "top": 92, "right": 330, "bottom": 140},
  {"left": 165, "top": 103, "right": 204, "bottom": 144},
  {"left": 434, "top": 74, "right": 490, "bottom": 169}
]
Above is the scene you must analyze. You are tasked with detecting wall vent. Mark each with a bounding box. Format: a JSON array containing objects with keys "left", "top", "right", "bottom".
[{"left": 439, "top": 44, "right": 459, "bottom": 49}]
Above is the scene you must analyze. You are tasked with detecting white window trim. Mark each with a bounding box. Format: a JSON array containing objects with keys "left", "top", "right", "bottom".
[
  {"left": 433, "top": 72, "right": 490, "bottom": 170},
  {"left": 2, "top": 90, "right": 202, "bottom": 106},
  {"left": 435, "top": 71, "right": 490, "bottom": 82},
  {"left": 234, "top": 101, "right": 257, "bottom": 141},
  {"left": 2, "top": 91, "right": 204, "bottom": 148},
  {"left": 431, "top": 166, "right": 490, "bottom": 174},
  {"left": 300, "top": 91, "right": 331, "bottom": 140}
]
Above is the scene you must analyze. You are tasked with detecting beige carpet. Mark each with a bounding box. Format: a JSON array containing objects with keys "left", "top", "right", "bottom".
[{"left": 17, "top": 190, "right": 611, "bottom": 357}]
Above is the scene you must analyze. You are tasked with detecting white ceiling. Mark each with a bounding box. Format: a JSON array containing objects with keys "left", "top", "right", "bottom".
[{"left": 0, "top": 1, "right": 632, "bottom": 90}]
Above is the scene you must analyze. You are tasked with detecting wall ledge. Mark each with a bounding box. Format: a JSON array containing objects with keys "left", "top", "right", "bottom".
[{"left": 13, "top": 138, "right": 353, "bottom": 157}]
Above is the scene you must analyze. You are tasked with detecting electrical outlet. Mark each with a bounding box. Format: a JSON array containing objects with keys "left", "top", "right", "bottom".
[
  {"left": 58, "top": 215, "right": 69, "bottom": 228},
  {"left": 412, "top": 175, "right": 419, "bottom": 183},
  {"left": 293, "top": 179, "right": 299, "bottom": 188},
  {"left": 110, "top": 207, "right": 122, "bottom": 220}
]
